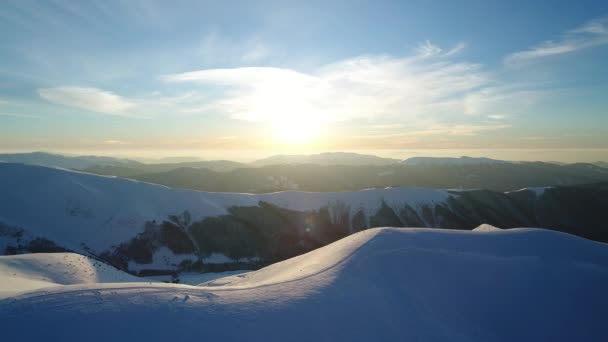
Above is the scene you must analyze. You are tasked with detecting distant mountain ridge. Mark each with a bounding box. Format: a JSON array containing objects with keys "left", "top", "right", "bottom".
[
  {"left": 0, "top": 152, "right": 140, "bottom": 169},
  {"left": 0, "top": 152, "right": 247, "bottom": 174},
  {"left": 2, "top": 152, "right": 608, "bottom": 193},
  {"left": 250, "top": 152, "right": 400, "bottom": 166},
  {"left": 401, "top": 156, "right": 509, "bottom": 166},
  {"left": 113, "top": 161, "right": 608, "bottom": 193},
  {"left": 594, "top": 161, "right": 608, "bottom": 168}
]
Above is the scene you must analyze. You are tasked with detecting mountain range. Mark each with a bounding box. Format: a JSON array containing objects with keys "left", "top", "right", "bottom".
[
  {"left": 1, "top": 162, "right": 607, "bottom": 276},
  {"left": 3, "top": 152, "right": 607, "bottom": 192}
]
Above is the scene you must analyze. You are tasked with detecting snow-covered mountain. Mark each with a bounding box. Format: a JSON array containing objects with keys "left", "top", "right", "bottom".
[
  {"left": 1, "top": 162, "right": 607, "bottom": 275},
  {"left": 1, "top": 227, "right": 607, "bottom": 341},
  {"left": 0, "top": 152, "right": 139, "bottom": 169},
  {"left": 401, "top": 156, "right": 509, "bottom": 166}
]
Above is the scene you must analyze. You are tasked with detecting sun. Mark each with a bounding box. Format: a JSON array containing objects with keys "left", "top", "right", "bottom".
[{"left": 272, "top": 117, "right": 320, "bottom": 146}]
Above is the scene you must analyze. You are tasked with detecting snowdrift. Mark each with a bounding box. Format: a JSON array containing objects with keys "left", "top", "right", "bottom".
[
  {"left": 0, "top": 253, "right": 144, "bottom": 298},
  {"left": 1, "top": 227, "right": 607, "bottom": 341}
]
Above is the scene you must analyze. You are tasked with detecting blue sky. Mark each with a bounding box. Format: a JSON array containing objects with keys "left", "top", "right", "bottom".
[{"left": 1, "top": 0, "right": 607, "bottom": 161}]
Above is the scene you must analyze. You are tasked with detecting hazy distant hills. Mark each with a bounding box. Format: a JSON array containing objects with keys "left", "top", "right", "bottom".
[
  {"left": 101, "top": 161, "right": 608, "bottom": 193},
  {"left": 251, "top": 152, "right": 400, "bottom": 166},
  {"left": 400, "top": 156, "right": 508, "bottom": 166},
  {"left": 0, "top": 151, "right": 141, "bottom": 170},
  {"left": 594, "top": 161, "right": 608, "bottom": 168},
  {"left": 2, "top": 152, "right": 608, "bottom": 192},
  {"left": 83, "top": 160, "right": 247, "bottom": 177}
]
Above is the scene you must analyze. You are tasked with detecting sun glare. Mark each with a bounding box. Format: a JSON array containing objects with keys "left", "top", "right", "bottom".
[{"left": 272, "top": 118, "right": 320, "bottom": 145}]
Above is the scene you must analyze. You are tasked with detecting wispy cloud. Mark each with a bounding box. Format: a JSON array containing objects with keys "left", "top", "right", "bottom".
[
  {"left": 165, "top": 42, "right": 488, "bottom": 125},
  {"left": 102, "top": 140, "right": 128, "bottom": 145},
  {"left": 38, "top": 87, "right": 135, "bottom": 115},
  {"left": 416, "top": 40, "right": 443, "bottom": 58},
  {"left": 356, "top": 123, "right": 510, "bottom": 138},
  {"left": 505, "top": 17, "right": 608, "bottom": 64},
  {"left": 487, "top": 114, "right": 506, "bottom": 120},
  {"left": 36, "top": 42, "right": 514, "bottom": 141},
  {"left": 416, "top": 41, "right": 466, "bottom": 58}
]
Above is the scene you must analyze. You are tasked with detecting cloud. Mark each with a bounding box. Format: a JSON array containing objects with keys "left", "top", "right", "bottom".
[
  {"left": 444, "top": 42, "right": 466, "bottom": 57},
  {"left": 36, "top": 41, "right": 513, "bottom": 142},
  {"left": 488, "top": 114, "right": 506, "bottom": 120},
  {"left": 357, "top": 123, "right": 510, "bottom": 138},
  {"left": 38, "top": 87, "right": 135, "bottom": 115},
  {"left": 416, "top": 41, "right": 466, "bottom": 58},
  {"left": 165, "top": 42, "right": 489, "bottom": 125},
  {"left": 416, "top": 40, "right": 443, "bottom": 58},
  {"left": 505, "top": 17, "right": 608, "bottom": 64},
  {"left": 102, "top": 140, "right": 127, "bottom": 145}
]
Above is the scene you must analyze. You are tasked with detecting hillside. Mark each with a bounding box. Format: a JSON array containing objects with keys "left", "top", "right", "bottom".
[
  {"left": 1, "top": 162, "right": 608, "bottom": 276},
  {"left": 1, "top": 228, "right": 607, "bottom": 341}
]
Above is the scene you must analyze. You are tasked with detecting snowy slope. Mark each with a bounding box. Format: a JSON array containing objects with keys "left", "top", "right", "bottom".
[
  {"left": 1, "top": 227, "right": 607, "bottom": 341},
  {"left": 0, "top": 162, "right": 451, "bottom": 254},
  {"left": 0, "top": 253, "right": 144, "bottom": 298}
]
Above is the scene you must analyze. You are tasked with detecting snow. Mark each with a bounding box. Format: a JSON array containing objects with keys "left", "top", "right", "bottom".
[
  {"left": 506, "top": 186, "right": 550, "bottom": 197},
  {"left": 0, "top": 162, "right": 453, "bottom": 256},
  {"left": 1, "top": 227, "right": 607, "bottom": 341},
  {"left": 182, "top": 270, "right": 250, "bottom": 284},
  {"left": 143, "top": 270, "right": 250, "bottom": 285},
  {"left": 473, "top": 224, "right": 502, "bottom": 232},
  {"left": 202, "top": 253, "right": 234, "bottom": 264},
  {"left": 0, "top": 253, "right": 144, "bottom": 298}
]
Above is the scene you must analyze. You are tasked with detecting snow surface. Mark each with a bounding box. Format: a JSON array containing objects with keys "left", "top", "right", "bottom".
[
  {"left": 506, "top": 186, "right": 550, "bottom": 197},
  {"left": 0, "top": 162, "right": 453, "bottom": 255},
  {"left": 144, "top": 270, "right": 251, "bottom": 285},
  {"left": 472, "top": 224, "right": 503, "bottom": 232},
  {"left": 0, "top": 253, "right": 144, "bottom": 298},
  {"left": 1, "top": 227, "right": 607, "bottom": 341}
]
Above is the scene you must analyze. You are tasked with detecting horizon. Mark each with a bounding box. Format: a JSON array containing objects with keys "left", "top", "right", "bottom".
[
  {"left": 1, "top": 1, "right": 608, "bottom": 160},
  {"left": 1, "top": 148, "right": 607, "bottom": 164}
]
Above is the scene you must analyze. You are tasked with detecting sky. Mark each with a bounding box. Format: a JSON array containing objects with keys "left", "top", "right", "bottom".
[{"left": 1, "top": 0, "right": 608, "bottom": 162}]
